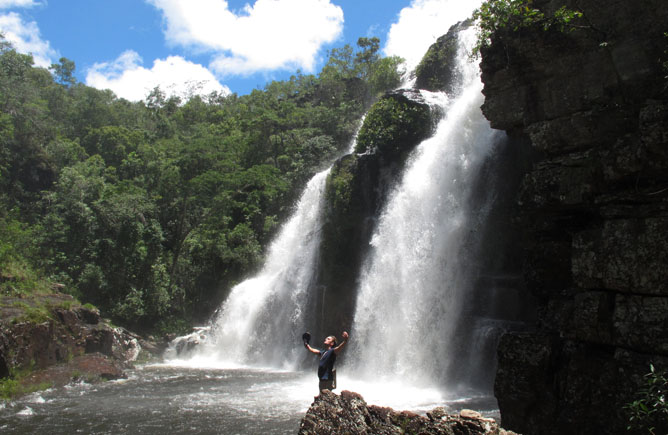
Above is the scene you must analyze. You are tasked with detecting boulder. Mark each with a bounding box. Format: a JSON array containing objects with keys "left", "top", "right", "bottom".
[{"left": 299, "top": 390, "right": 516, "bottom": 435}]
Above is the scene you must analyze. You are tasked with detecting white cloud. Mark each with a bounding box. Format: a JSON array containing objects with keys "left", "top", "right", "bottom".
[
  {"left": 85, "top": 50, "right": 231, "bottom": 102},
  {"left": 0, "top": 11, "right": 57, "bottom": 67},
  {"left": 384, "top": 0, "right": 482, "bottom": 71},
  {"left": 147, "top": 0, "right": 344, "bottom": 75},
  {"left": 0, "top": 0, "right": 41, "bottom": 9}
]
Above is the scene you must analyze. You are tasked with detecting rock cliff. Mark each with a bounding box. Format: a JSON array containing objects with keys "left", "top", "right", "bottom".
[
  {"left": 299, "top": 390, "right": 517, "bottom": 435},
  {"left": 479, "top": 0, "right": 668, "bottom": 434}
]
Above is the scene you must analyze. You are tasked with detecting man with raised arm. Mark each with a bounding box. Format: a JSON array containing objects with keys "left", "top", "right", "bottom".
[{"left": 303, "top": 331, "right": 349, "bottom": 392}]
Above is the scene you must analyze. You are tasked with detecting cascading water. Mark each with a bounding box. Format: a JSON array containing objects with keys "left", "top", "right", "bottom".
[
  {"left": 169, "top": 126, "right": 363, "bottom": 369},
  {"left": 171, "top": 169, "right": 327, "bottom": 369},
  {"left": 345, "top": 28, "right": 503, "bottom": 396},
  {"left": 206, "top": 170, "right": 328, "bottom": 369},
  {"left": 1, "top": 4, "right": 532, "bottom": 433}
]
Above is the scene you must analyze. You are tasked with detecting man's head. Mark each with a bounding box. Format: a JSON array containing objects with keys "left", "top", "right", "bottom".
[{"left": 324, "top": 335, "right": 337, "bottom": 348}]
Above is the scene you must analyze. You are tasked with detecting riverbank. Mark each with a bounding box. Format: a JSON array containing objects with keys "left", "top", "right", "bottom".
[{"left": 0, "top": 290, "right": 164, "bottom": 399}]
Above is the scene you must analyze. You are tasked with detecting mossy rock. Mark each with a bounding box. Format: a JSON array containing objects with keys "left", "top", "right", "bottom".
[
  {"left": 324, "top": 154, "right": 358, "bottom": 217},
  {"left": 415, "top": 19, "right": 472, "bottom": 93},
  {"left": 354, "top": 91, "right": 432, "bottom": 160}
]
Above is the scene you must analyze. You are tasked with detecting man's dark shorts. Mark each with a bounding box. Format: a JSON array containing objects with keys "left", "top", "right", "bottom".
[{"left": 319, "top": 379, "right": 334, "bottom": 391}]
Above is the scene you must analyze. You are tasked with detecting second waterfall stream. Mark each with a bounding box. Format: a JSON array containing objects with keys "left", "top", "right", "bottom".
[{"left": 344, "top": 28, "right": 502, "bottom": 403}]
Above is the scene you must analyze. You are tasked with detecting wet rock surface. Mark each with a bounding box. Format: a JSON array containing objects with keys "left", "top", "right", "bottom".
[
  {"left": 479, "top": 0, "right": 668, "bottom": 434},
  {"left": 299, "top": 390, "right": 517, "bottom": 435}
]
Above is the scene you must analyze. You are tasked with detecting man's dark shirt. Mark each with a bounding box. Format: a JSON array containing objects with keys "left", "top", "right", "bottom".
[{"left": 317, "top": 348, "right": 336, "bottom": 380}]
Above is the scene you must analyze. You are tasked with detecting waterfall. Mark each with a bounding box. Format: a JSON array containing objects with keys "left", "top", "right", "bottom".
[
  {"left": 345, "top": 29, "right": 502, "bottom": 392},
  {"left": 171, "top": 125, "right": 363, "bottom": 369},
  {"left": 202, "top": 168, "right": 330, "bottom": 369},
  {"left": 167, "top": 3, "right": 505, "bottom": 393}
]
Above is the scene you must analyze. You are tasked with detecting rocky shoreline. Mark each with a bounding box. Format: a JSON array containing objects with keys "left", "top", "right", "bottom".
[{"left": 0, "top": 292, "right": 166, "bottom": 396}]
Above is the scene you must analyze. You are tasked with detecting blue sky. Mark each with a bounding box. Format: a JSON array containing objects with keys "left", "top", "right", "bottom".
[{"left": 0, "top": 0, "right": 481, "bottom": 100}]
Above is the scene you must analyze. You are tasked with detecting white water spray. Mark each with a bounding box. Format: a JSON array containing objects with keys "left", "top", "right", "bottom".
[{"left": 346, "top": 29, "right": 501, "bottom": 394}]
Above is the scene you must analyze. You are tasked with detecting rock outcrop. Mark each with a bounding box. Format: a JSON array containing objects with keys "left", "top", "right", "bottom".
[
  {"left": 299, "top": 390, "right": 517, "bottom": 435},
  {"left": 479, "top": 0, "right": 668, "bottom": 434},
  {"left": 415, "top": 20, "right": 472, "bottom": 94},
  {"left": 312, "top": 90, "right": 435, "bottom": 338},
  {"left": 0, "top": 292, "right": 142, "bottom": 392}
]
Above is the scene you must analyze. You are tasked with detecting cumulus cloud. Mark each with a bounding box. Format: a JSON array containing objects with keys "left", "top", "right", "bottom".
[
  {"left": 147, "top": 0, "right": 344, "bottom": 75},
  {"left": 384, "top": 0, "right": 481, "bottom": 71},
  {"left": 0, "top": 0, "right": 41, "bottom": 9},
  {"left": 0, "top": 11, "right": 57, "bottom": 67},
  {"left": 86, "top": 50, "right": 231, "bottom": 102}
]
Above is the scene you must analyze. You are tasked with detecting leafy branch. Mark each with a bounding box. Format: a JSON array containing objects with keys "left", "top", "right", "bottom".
[
  {"left": 625, "top": 364, "right": 668, "bottom": 434},
  {"left": 471, "top": 0, "right": 583, "bottom": 58}
]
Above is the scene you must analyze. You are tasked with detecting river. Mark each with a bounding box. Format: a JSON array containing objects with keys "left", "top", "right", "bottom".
[{"left": 0, "top": 364, "right": 498, "bottom": 434}]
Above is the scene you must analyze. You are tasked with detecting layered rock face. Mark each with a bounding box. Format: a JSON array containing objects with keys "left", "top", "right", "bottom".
[
  {"left": 479, "top": 0, "right": 668, "bottom": 433},
  {"left": 299, "top": 390, "right": 517, "bottom": 435}
]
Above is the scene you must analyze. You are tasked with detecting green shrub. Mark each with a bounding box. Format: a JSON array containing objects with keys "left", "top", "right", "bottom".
[
  {"left": 625, "top": 364, "right": 668, "bottom": 434},
  {"left": 0, "top": 378, "right": 20, "bottom": 400},
  {"left": 17, "top": 306, "right": 52, "bottom": 324},
  {"left": 0, "top": 379, "right": 53, "bottom": 400},
  {"left": 472, "top": 0, "right": 583, "bottom": 57},
  {"left": 325, "top": 161, "right": 355, "bottom": 215},
  {"left": 57, "top": 300, "right": 74, "bottom": 310},
  {"left": 0, "top": 365, "right": 53, "bottom": 401}
]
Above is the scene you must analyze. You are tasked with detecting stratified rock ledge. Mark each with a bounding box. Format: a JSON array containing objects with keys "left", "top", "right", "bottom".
[{"left": 298, "top": 390, "right": 518, "bottom": 435}]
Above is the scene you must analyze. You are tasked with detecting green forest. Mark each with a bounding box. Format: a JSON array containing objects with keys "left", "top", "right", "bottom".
[{"left": 0, "top": 34, "right": 403, "bottom": 334}]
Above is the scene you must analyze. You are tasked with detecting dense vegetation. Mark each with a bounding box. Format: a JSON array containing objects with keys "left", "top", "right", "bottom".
[
  {"left": 0, "top": 35, "right": 403, "bottom": 333},
  {"left": 472, "top": 0, "right": 583, "bottom": 57},
  {"left": 354, "top": 93, "right": 432, "bottom": 158}
]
